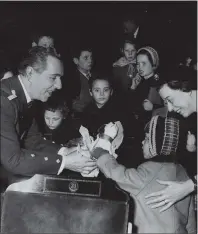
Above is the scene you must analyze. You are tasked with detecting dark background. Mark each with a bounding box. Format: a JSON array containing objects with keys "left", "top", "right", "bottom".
[{"left": 0, "top": 1, "right": 197, "bottom": 72}]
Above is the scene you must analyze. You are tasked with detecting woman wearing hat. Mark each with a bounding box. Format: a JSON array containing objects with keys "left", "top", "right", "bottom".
[
  {"left": 145, "top": 71, "right": 197, "bottom": 213},
  {"left": 89, "top": 115, "right": 196, "bottom": 233}
]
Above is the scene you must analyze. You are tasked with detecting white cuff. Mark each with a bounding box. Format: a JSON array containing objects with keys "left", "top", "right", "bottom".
[
  {"left": 57, "top": 147, "right": 68, "bottom": 175},
  {"left": 58, "top": 147, "right": 68, "bottom": 156}
]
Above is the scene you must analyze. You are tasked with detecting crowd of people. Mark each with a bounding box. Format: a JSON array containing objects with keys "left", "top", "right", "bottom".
[{"left": 0, "top": 11, "right": 197, "bottom": 234}]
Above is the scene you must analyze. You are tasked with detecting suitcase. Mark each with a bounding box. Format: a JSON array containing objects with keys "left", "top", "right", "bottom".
[{"left": 1, "top": 174, "right": 130, "bottom": 233}]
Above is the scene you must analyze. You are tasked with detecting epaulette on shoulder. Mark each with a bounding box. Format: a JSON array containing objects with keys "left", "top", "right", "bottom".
[{"left": 7, "top": 90, "right": 17, "bottom": 100}]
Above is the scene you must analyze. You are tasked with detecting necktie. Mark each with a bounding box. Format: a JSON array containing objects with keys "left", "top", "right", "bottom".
[{"left": 86, "top": 72, "right": 91, "bottom": 79}]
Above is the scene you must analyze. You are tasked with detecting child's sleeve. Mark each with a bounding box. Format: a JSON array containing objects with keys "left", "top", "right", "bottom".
[{"left": 96, "top": 153, "right": 147, "bottom": 196}]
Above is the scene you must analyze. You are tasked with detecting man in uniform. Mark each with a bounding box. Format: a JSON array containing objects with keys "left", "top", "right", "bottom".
[{"left": 0, "top": 46, "right": 96, "bottom": 189}]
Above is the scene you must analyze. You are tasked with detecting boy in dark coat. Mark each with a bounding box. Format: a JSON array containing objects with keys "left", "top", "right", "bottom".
[
  {"left": 81, "top": 73, "right": 126, "bottom": 138},
  {"left": 65, "top": 43, "right": 94, "bottom": 116}
]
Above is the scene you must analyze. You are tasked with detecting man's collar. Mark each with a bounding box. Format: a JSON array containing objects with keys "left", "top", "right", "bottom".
[
  {"left": 134, "top": 27, "right": 139, "bottom": 38},
  {"left": 18, "top": 75, "right": 32, "bottom": 103},
  {"left": 78, "top": 69, "right": 91, "bottom": 79}
]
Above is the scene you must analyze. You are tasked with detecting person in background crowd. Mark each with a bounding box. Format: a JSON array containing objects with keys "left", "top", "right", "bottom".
[
  {"left": 146, "top": 68, "right": 197, "bottom": 213},
  {"left": 121, "top": 13, "right": 155, "bottom": 48},
  {"left": 89, "top": 115, "right": 196, "bottom": 233},
  {"left": 31, "top": 31, "right": 60, "bottom": 57},
  {"left": 111, "top": 14, "right": 145, "bottom": 67},
  {"left": 112, "top": 36, "right": 141, "bottom": 95},
  {"left": 123, "top": 16, "right": 140, "bottom": 40},
  {"left": 39, "top": 99, "right": 80, "bottom": 146},
  {"left": 178, "top": 44, "right": 197, "bottom": 72},
  {"left": 66, "top": 43, "right": 94, "bottom": 116},
  {"left": 135, "top": 46, "right": 165, "bottom": 124},
  {"left": 0, "top": 46, "right": 96, "bottom": 190},
  {"left": 82, "top": 73, "right": 124, "bottom": 137}
]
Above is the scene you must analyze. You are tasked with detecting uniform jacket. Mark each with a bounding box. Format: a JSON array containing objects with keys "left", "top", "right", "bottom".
[
  {"left": 0, "top": 76, "right": 63, "bottom": 177},
  {"left": 96, "top": 154, "right": 196, "bottom": 233}
]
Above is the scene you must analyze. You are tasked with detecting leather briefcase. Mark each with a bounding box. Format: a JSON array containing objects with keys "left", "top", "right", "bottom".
[{"left": 1, "top": 174, "right": 130, "bottom": 233}]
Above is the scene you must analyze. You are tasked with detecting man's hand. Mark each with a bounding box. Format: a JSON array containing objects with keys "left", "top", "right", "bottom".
[
  {"left": 58, "top": 150, "right": 97, "bottom": 175},
  {"left": 143, "top": 99, "right": 153, "bottom": 111}
]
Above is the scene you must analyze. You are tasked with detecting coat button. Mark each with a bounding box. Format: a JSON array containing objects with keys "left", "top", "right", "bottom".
[
  {"left": 52, "top": 141, "right": 55, "bottom": 143},
  {"left": 43, "top": 137, "right": 46, "bottom": 140},
  {"left": 44, "top": 157, "right": 48, "bottom": 161},
  {"left": 31, "top": 154, "right": 35, "bottom": 157},
  {"left": 56, "top": 159, "right": 60, "bottom": 164}
]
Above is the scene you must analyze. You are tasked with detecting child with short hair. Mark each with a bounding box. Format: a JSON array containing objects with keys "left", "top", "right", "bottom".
[
  {"left": 66, "top": 43, "right": 94, "bottom": 115},
  {"left": 31, "top": 31, "right": 60, "bottom": 57},
  {"left": 113, "top": 36, "right": 141, "bottom": 94},
  {"left": 91, "top": 115, "right": 196, "bottom": 233},
  {"left": 40, "top": 99, "right": 80, "bottom": 145},
  {"left": 82, "top": 73, "right": 125, "bottom": 138}
]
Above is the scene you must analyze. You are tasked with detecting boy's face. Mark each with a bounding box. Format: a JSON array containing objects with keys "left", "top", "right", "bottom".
[
  {"left": 142, "top": 133, "right": 152, "bottom": 159},
  {"left": 137, "top": 54, "right": 153, "bottom": 78},
  {"left": 74, "top": 51, "right": 93, "bottom": 73},
  {"left": 90, "top": 79, "right": 112, "bottom": 108},
  {"left": 123, "top": 43, "right": 136, "bottom": 62},
  {"left": 44, "top": 110, "right": 64, "bottom": 130}
]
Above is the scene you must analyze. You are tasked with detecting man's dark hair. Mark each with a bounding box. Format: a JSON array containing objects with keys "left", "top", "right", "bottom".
[
  {"left": 18, "top": 46, "right": 60, "bottom": 76},
  {"left": 158, "top": 67, "right": 197, "bottom": 92},
  {"left": 71, "top": 42, "right": 93, "bottom": 59}
]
